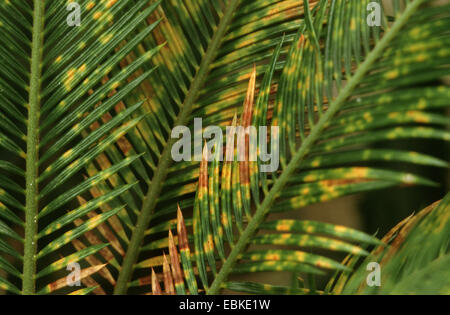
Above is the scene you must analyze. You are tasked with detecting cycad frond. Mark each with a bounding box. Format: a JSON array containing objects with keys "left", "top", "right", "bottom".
[
  {"left": 144, "top": 0, "right": 449, "bottom": 295},
  {"left": 0, "top": 0, "right": 161, "bottom": 294}
]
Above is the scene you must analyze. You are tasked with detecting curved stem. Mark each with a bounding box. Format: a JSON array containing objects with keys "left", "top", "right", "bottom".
[
  {"left": 23, "top": 0, "right": 44, "bottom": 295},
  {"left": 208, "top": 0, "right": 425, "bottom": 295},
  {"left": 113, "top": 0, "right": 241, "bottom": 294}
]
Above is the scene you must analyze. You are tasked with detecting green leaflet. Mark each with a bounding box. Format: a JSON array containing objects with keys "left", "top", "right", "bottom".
[
  {"left": 241, "top": 249, "right": 351, "bottom": 271},
  {"left": 36, "top": 244, "right": 109, "bottom": 279},
  {"left": 260, "top": 220, "right": 382, "bottom": 245},
  {"left": 251, "top": 234, "right": 369, "bottom": 256}
]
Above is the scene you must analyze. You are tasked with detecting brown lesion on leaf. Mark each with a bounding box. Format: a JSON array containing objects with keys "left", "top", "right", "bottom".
[
  {"left": 168, "top": 230, "right": 184, "bottom": 288},
  {"left": 151, "top": 268, "right": 163, "bottom": 295},
  {"left": 177, "top": 205, "right": 189, "bottom": 252},
  {"left": 239, "top": 66, "right": 257, "bottom": 186},
  {"left": 162, "top": 253, "right": 175, "bottom": 295}
]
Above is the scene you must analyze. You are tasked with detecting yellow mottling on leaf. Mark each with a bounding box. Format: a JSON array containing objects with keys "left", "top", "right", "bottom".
[
  {"left": 304, "top": 175, "right": 315, "bottom": 182},
  {"left": 385, "top": 70, "right": 399, "bottom": 79},
  {"left": 100, "top": 33, "right": 113, "bottom": 44},
  {"left": 417, "top": 98, "right": 427, "bottom": 109},
  {"left": 363, "top": 112, "right": 373, "bottom": 123},
  {"left": 388, "top": 112, "right": 399, "bottom": 119},
  {"left": 350, "top": 18, "right": 356, "bottom": 31},
  {"left": 294, "top": 252, "right": 306, "bottom": 260},
  {"left": 222, "top": 214, "right": 229, "bottom": 226},
  {"left": 416, "top": 54, "right": 428, "bottom": 62},
  {"left": 86, "top": 1, "right": 95, "bottom": 10},
  {"left": 408, "top": 42, "right": 426, "bottom": 53},
  {"left": 93, "top": 11, "right": 103, "bottom": 20},
  {"left": 62, "top": 149, "right": 73, "bottom": 159},
  {"left": 106, "top": 0, "right": 117, "bottom": 8},
  {"left": 350, "top": 167, "right": 368, "bottom": 178},
  {"left": 105, "top": 13, "right": 114, "bottom": 23},
  {"left": 407, "top": 111, "right": 429, "bottom": 123},
  {"left": 267, "top": 254, "right": 280, "bottom": 261},
  {"left": 409, "top": 27, "right": 421, "bottom": 39},
  {"left": 312, "top": 160, "right": 320, "bottom": 167},
  {"left": 277, "top": 222, "right": 292, "bottom": 232},
  {"left": 111, "top": 81, "right": 120, "bottom": 90},
  {"left": 334, "top": 226, "right": 347, "bottom": 233},
  {"left": 65, "top": 68, "right": 77, "bottom": 90}
]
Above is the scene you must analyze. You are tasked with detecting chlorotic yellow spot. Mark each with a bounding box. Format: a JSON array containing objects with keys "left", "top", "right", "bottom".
[
  {"left": 267, "top": 254, "right": 280, "bottom": 261},
  {"left": 93, "top": 11, "right": 103, "bottom": 20},
  {"left": 277, "top": 221, "right": 293, "bottom": 232},
  {"left": 64, "top": 68, "right": 77, "bottom": 90},
  {"left": 416, "top": 54, "right": 428, "bottom": 62},
  {"left": 106, "top": 0, "right": 118, "bottom": 8},
  {"left": 417, "top": 98, "right": 427, "bottom": 109},
  {"left": 385, "top": 69, "right": 399, "bottom": 79},
  {"left": 363, "top": 112, "right": 373, "bottom": 123},
  {"left": 79, "top": 64, "right": 87, "bottom": 73},
  {"left": 388, "top": 112, "right": 399, "bottom": 119},
  {"left": 111, "top": 81, "right": 120, "bottom": 90},
  {"left": 351, "top": 167, "right": 368, "bottom": 178},
  {"left": 304, "top": 175, "right": 315, "bottom": 182},
  {"left": 62, "top": 149, "right": 73, "bottom": 159},
  {"left": 350, "top": 18, "right": 356, "bottom": 31},
  {"left": 100, "top": 33, "right": 113, "bottom": 44},
  {"left": 86, "top": 1, "right": 95, "bottom": 10},
  {"left": 407, "top": 111, "right": 429, "bottom": 123},
  {"left": 334, "top": 226, "right": 347, "bottom": 233}
]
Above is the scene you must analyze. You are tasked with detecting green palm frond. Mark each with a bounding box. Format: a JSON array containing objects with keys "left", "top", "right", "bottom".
[
  {"left": 0, "top": 0, "right": 161, "bottom": 294},
  {"left": 0, "top": 0, "right": 449, "bottom": 296},
  {"left": 328, "top": 192, "right": 450, "bottom": 295}
]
